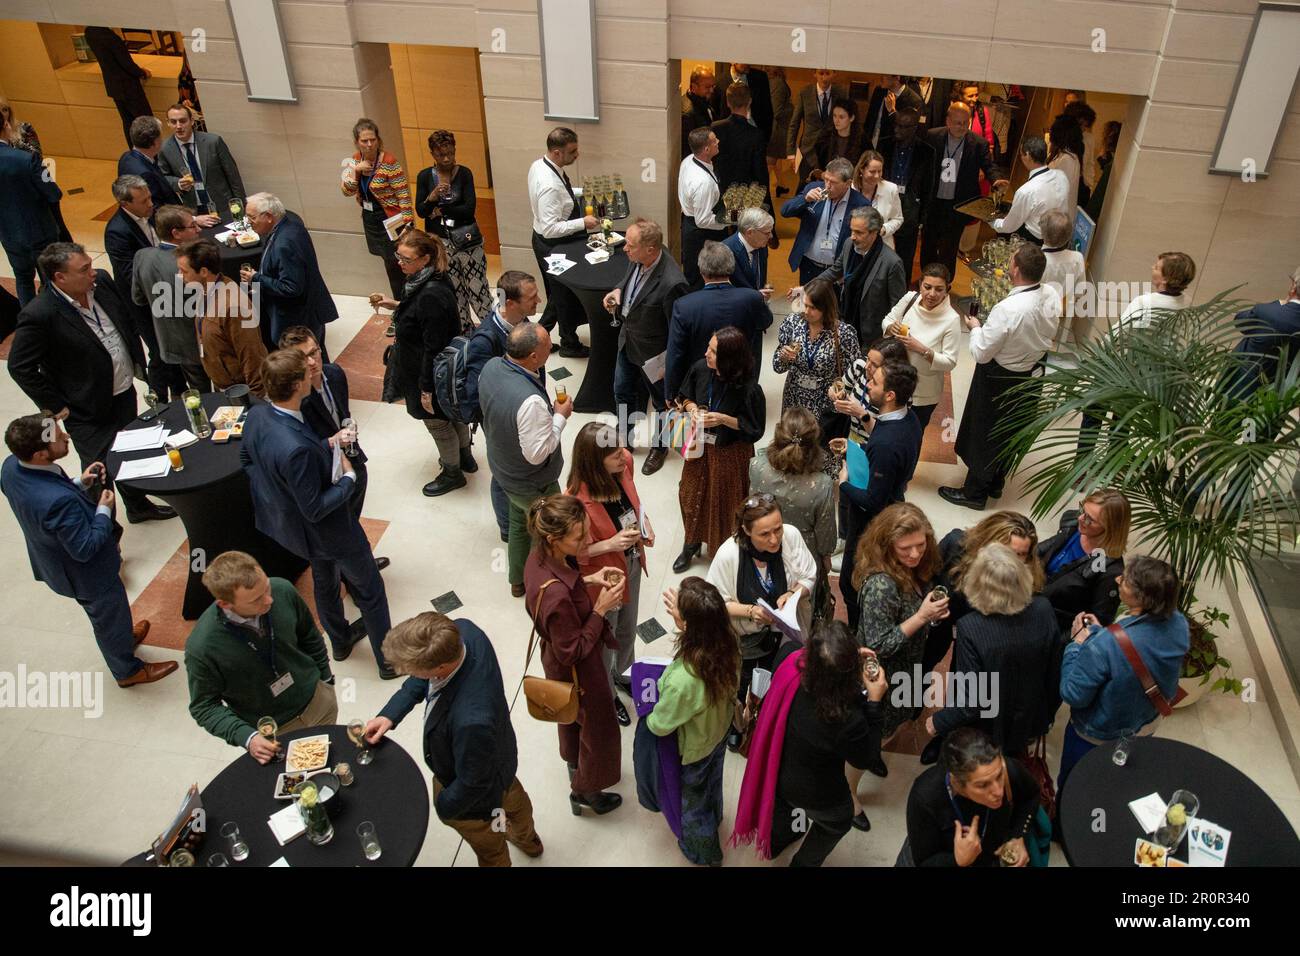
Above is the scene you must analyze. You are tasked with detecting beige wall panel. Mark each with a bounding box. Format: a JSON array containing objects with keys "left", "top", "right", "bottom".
[
  {"left": 67, "top": 104, "right": 132, "bottom": 160},
  {"left": 186, "top": 38, "right": 246, "bottom": 85},
  {"left": 498, "top": 242, "right": 536, "bottom": 278},
  {"left": 987, "top": 43, "right": 1155, "bottom": 95},
  {"left": 826, "top": 31, "right": 989, "bottom": 79},
  {"left": 597, "top": 61, "right": 669, "bottom": 110},
  {"left": 172, "top": 0, "right": 234, "bottom": 40},
  {"left": 595, "top": 17, "right": 667, "bottom": 62},
  {"left": 475, "top": 11, "right": 540, "bottom": 56},
  {"left": 278, "top": 0, "right": 355, "bottom": 44},
  {"left": 1273, "top": 114, "right": 1300, "bottom": 164},
  {"left": 0, "top": 21, "right": 62, "bottom": 102},
  {"left": 669, "top": 21, "right": 832, "bottom": 69},
  {"left": 829, "top": 0, "right": 995, "bottom": 34},
  {"left": 1150, "top": 58, "right": 1241, "bottom": 109},
  {"left": 1175, "top": 0, "right": 1264, "bottom": 14},
  {"left": 991, "top": 0, "right": 1168, "bottom": 52},
  {"left": 196, "top": 79, "right": 288, "bottom": 136},
  {"left": 1162, "top": 11, "right": 1253, "bottom": 63},
  {"left": 478, "top": 53, "right": 542, "bottom": 99},
  {"left": 48, "top": 0, "right": 180, "bottom": 28},
  {"left": 10, "top": 101, "right": 80, "bottom": 155},
  {"left": 285, "top": 43, "right": 363, "bottom": 90},
  {"left": 599, "top": 0, "right": 667, "bottom": 17},
  {"left": 1197, "top": 168, "right": 1300, "bottom": 301},
  {"left": 351, "top": 4, "right": 477, "bottom": 47},
  {"left": 0, "top": 2, "right": 58, "bottom": 21},
  {"left": 1142, "top": 103, "right": 1227, "bottom": 153}
]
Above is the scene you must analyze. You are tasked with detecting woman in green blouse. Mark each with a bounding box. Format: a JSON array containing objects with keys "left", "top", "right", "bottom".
[{"left": 649, "top": 577, "right": 741, "bottom": 865}]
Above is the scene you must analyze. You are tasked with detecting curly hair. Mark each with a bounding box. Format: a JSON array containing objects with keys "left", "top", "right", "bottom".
[{"left": 852, "top": 501, "right": 941, "bottom": 592}]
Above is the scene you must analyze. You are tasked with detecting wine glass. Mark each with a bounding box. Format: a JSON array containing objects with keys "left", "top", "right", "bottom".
[
  {"left": 257, "top": 715, "right": 281, "bottom": 761},
  {"left": 347, "top": 718, "right": 372, "bottom": 766},
  {"left": 228, "top": 198, "right": 244, "bottom": 226},
  {"left": 340, "top": 418, "right": 359, "bottom": 458}
]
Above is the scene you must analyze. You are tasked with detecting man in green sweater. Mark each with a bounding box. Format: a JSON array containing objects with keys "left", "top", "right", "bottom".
[{"left": 185, "top": 550, "right": 337, "bottom": 763}]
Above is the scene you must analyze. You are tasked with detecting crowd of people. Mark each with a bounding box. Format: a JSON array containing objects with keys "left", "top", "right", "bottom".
[{"left": 3, "top": 51, "right": 1300, "bottom": 869}]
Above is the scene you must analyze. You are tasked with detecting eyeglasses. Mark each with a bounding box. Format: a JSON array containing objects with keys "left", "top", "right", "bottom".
[
  {"left": 394, "top": 252, "right": 419, "bottom": 264},
  {"left": 744, "top": 493, "right": 776, "bottom": 509},
  {"left": 1077, "top": 505, "right": 1105, "bottom": 531}
]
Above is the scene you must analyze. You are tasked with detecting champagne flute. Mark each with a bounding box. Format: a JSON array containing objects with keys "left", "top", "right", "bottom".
[
  {"left": 257, "top": 715, "right": 281, "bottom": 761},
  {"left": 347, "top": 718, "right": 372, "bottom": 766},
  {"left": 228, "top": 198, "right": 243, "bottom": 226}
]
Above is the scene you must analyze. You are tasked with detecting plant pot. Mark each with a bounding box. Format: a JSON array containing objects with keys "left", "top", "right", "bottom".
[{"left": 1175, "top": 668, "right": 1220, "bottom": 709}]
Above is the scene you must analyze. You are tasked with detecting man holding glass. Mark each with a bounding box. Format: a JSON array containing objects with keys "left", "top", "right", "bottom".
[
  {"left": 186, "top": 551, "right": 337, "bottom": 763},
  {"left": 157, "top": 103, "right": 243, "bottom": 225}
]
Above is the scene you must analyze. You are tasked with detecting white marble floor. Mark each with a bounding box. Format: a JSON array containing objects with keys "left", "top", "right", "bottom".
[{"left": 2, "top": 206, "right": 1297, "bottom": 866}]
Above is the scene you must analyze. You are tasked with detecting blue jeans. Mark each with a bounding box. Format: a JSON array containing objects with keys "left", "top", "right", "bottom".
[
  {"left": 77, "top": 584, "right": 142, "bottom": 681},
  {"left": 311, "top": 545, "right": 392, "bottom": 670},
  {"left": 1056, "top": 721, "right": 1097, "bottom": 796},
  {"left": 614, "top": 349, "right": 667, "bottom": 448},
  {"left": 490, "top": 477, "right": 509, "bottom": 539}
]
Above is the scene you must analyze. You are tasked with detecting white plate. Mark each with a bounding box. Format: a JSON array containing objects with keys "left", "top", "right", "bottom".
[
  {"left": 273, "top": 768, "right": 329, "bottom": 800},
  {"left": 283, "top": 734, "right": 330, "bottom": 773}
]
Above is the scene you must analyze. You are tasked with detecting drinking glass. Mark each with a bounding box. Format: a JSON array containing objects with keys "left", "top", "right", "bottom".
[
  {"left": 207, "top": 852, "right": 229, "bottom": 867},
  {"left": 1154, "top": 789, "right": 1199, "bottom": 851},
  {"left": 219, "top": 821, "right": 250, "bottom": 862},
  {"left": 340, "top": 418, "right": 359, "bottom": 458},
  {"left": 168, "top": 848, "right": 195, "bottom": 867},
  {"left": 1112, "top": 729, "right": 1136, "bottom": 766},
  {"left": 334, "top": 762, "right": 354, "bottom": 786},
  {"left": 347, "top": 718, "right": 372, "bottom": 766},
  {"left": 357, "top": 821, "right": 382, "bottom": 861},
  {"left": 167, "top": 447, "right": 185, "bottom": 472},
  {"left": 144, "top": 389, "right": 160, "bottom": 411},
  {"left": 257, "top": 715, "right": 281, "bottom": 761}
]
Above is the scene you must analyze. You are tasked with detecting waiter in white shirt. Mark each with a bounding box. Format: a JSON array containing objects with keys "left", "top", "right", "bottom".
[
  {"left": 678, "top": 127, "right": 728, "bottom": 289},
  {"left": 939, "top": 243, "right": 1061, "bottom": 510},
  {"left": 991, "top": 137, "right": 1070, "bottom": 244},
  {"left": 527, "top": 127, "right": 598, "bottom": 358}
]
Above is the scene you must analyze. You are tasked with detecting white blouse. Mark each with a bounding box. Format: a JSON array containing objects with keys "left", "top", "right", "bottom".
[
  {"left": 859, "top": 179, "right": 904, "bottom": 248},
  {"left": 880, "top": 291, "right": 961, "bottom": 407},
  {"left": 706, "top": 525, "right": 817, "bottom": 638}
]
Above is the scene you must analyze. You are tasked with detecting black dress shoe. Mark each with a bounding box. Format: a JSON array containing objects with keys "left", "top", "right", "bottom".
[
  {"left": 614, "top": 697, "right": 630, "bottom": 726},
  {"left": 920, "top": 734, "right": 944, "bottom": 766},
  {"left": 333, "top": 620, "right": 367, "bottom": 661},
  {"left": 938, "top": 485, "right": 987, "bottom": 511},
  {"left": 125, "top": 503, "right": 177, "bottom": 524},
  {"left": 569, "top": 791, "right": 622, "bottom": 815},
  {"left": 500, "top": 532, "right": 509, "bottom": 543},
  {"left": 672, "top": 543, "right": 701, "bottom": 574},
  {"left": 459, "top": 447, "right": 478, "bottom": 473},
  {"left": 726, "top": 728, "right": 744, "bottom": 753},
  {"left": 378, "top": 663, "right": 399, "bottom": 680},
  {"left": 557, "top": 344, "right": 590, "bottom": 358},
  {"left": 641, "top": 447, "right": 669, "bottom": 476},
  {"left": 865, "top": 756, "right": 889, "bottom": 778},
  {"left": 375, "top": 556, "right": 391, "bottom": 571},
  {"left": 423, "top": 469, "right": 467, "bottom": 497},
  {"left": 989, "top": 488, "right": 1003, "bottom": 500},
  {"left": 851, "top": 811, "right": 872, "bottom": 832}
]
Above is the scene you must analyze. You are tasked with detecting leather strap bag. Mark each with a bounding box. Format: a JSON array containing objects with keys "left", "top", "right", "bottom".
[
  {"left": 1107, "top": 622, "right": 1186, "bottom": 717},
  {"left": 523, "top": 578, "right": 582, "bottom": 724}
]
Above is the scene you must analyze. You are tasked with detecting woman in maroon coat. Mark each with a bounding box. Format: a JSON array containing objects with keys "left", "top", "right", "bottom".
[{"left": 524, "top": 494, "right": 627, "bottom": 815}]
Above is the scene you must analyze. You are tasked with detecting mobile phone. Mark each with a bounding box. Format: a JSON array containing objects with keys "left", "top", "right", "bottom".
[
  {"left": 86, "top": 464, "right": 112, "bottom": 502},
  {"left": 967, "top": 298, "right": 980, "bottom": 320}
]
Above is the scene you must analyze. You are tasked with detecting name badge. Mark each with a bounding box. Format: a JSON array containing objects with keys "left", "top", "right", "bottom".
[
  {"left": 897, "top": 184, "right": 906, "bottom": 195},
  {"left": 445, "top": 219, "right": 455, "bottom": 228},
  {"left": 362, "top": 200, "right": 374, "bottom": 212},
  {"left": 795, "top": 372, "right": 822, "bottom": 390},
  {"left": 193, "top": 180, "right": 205, "bottom": 192},
  {"left": 269, "top": 671, "right": 295, "bottom": 698},
  {"left": 819, "top": 237, "right": 835, "bottom": 251}
]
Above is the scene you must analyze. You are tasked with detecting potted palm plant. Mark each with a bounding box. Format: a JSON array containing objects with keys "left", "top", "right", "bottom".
[{"left": 994, "top": 290, "right": 1300, "bottom": 700}]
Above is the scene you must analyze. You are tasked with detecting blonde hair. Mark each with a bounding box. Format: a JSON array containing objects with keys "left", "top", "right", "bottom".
[
  {"left": 1083, "top": 488, "right": 1131, "bottom": 557},
  {"left": 381, "top": 612, "right": 462, "bottom": 674},
  {"left": 963, "top": 543, "right": 1033, "bottom": 616},
  {"left": 951, "top": 511, "right": 1045, "bottom": 593},
  {"left": 202, "top": 551, "right": 264, "bottom": 602}
]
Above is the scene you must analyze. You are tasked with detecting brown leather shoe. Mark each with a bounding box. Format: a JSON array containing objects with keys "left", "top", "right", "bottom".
[
  {"left": 511, "top": 836, "right": 544, "bottom": 858},
  {"left": 132, "top": 620, "right": 151, "bottom": 648},
  {"left": 116, "top": 660, "right": 179, "bottom": 688},
  {"left": 511, "top": 583, "right": 526, "bottom": 598}
]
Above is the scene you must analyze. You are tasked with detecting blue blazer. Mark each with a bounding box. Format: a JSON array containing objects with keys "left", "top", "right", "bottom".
[
  {"left": 0, "top": 457, "right": 119, "bottom": 599},
  {"left": 665, "top": 283, "right": 772, "bottom": 399},
  {"left": 255, "top": 212, "right": 339, "bottom": 346},
  {"left": 0, "top": 143, "right": 60, "bottom": 253},
  {"left": 240, "top": 403, "right": 361, "bottom": 560},
  {"left": 1229, "top": 299, "right": 1300, "bottom": 398},
  {"left": 780, "top": 181, "right": 870, "bottom": 271},
  {"left": 723, "top": 231, "right": 767, "bottom": 292},
  {"left": 104, "top": 207, "right": 152, "bottom": 306},
  {"left": 117, "top": 148, "right": 182, "bottom": 212},
  {"left": 300, "top": 363, "right": 367, "bottom": 466}
]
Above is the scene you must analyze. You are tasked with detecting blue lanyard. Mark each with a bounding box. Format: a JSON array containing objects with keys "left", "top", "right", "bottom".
[
  {"left": 802, "top": 327, "right": 828, "bottom": 369},
  {"left": 705, "top": 375, "right": 724, "bottom": 412},
  {"left": 503, "top": 357, "right": 550, "bottom": 404},
  {"left": 945, "top": 773, "right": 990, "bottom": 840}
]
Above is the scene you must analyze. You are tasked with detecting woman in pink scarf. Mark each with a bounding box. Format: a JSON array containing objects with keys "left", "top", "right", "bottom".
[{"left": 731, "top": 622, "right": 888, "bottom": 865}]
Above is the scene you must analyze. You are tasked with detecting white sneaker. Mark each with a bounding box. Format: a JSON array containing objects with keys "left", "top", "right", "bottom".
[
  {"left": 830, "top": 552, "right": 843, "bottom": 574},
  {"left": 833, "top": 537, "right": 846, "bottom": 556}
]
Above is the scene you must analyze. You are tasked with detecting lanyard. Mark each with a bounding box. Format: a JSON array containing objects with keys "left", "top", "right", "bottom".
[
  {"left": 222, "top": 616, "right": 279, "bottom": 677},
  {"left": 705, "top": 375, "right": 724, "bottom": 412},
  {"left": 802, "top": 326, "right": 828, "bottom": 369},
  {"left": 944, "top": 773, "right": 990, "bottom": 841},
  {"left": 503, "top": 357, "right": 550, "bottom": 405},
  {"left": 751, "top": 558, "right": 775, "bottom": 595}
]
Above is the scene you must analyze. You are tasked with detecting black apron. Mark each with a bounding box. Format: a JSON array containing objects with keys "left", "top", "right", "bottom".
[
  {"left": 533, "top": 159, "right": 578, "bottom": 250},
  {"left": 954, "top": 358, "right": 1040, "bottom": 495}
]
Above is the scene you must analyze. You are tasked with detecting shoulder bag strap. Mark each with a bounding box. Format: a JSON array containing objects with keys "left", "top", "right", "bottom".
[
  {"left": 901, "top": 291, "right": 920, "bottom": 319},
  {"left": 1107, "top": 622, "right": 1178, "bottom": 717},
  {"left": 524, "top": 578, "right": 561, "bottom": 674}
]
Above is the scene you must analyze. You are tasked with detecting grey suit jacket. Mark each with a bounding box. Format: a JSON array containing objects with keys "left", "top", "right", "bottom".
[
  {"left": 786, "top": 83, "right": 850, "bottom": 156},
  {"left": 819, "top": 239, "right": 908, "bottom": 344},
  {"left": 616, "top": 251, "right": 690, "bottom": 366},
  {"left": 131, "top": 245, "right": 198, "bottom": 366},
  {"left": 157, "top": 131, "right": 246, "bottom": 216}
]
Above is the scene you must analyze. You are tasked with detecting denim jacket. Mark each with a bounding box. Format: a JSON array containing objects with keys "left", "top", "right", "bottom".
[{"left": 1059, "top": 611, "right": 1189, "bottom": 740}]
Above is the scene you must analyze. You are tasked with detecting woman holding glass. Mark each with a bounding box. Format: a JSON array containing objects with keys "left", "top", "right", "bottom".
[
  {"left": 566, "top": 422, "right": 653, "bottom": 727},
  {"left": 523, "top": 494, "right": 626, "bottom": 815},
  {"left": 851, "top": 150, "right": 903, "bottom": 250},
  {"left": 1038, "top": 488, "right": 1131, "bottom": 636},
  {"left": 371, "top": 230, "right": 475, "bottom": 497},
  {"left": 415, "top": 129, "right": 493, "bottom": 332},
  {"left": 879, "top": 263, "right": 961, "bottom": 432},
  {"left": 673, "top": 326, "right": 766, "bottom": 574},
  {"left": 342, "top": 118, "right": 413, "bottom": 304},
  {"left": 772, "top": 278, "right": 862, "bottom": 478}
]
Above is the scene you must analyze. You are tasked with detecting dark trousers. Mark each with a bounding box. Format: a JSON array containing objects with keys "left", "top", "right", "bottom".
[
  {"left": 920, "top": 201, "right": 964, "bottom": 279},
  {"left": 531, "top": 231, "right": 583, "bottom": 349},
  {"left": 738, "top": 643, "right": 778, "bottom": 705},
  {"left": 69, "top": 388, "right": 152, "bottom": 517},
  {"left": 4, "top": 239, "right": 54, "bottom": 306},
  {"left": 914, "top": 401, "right": 937, "bottom": 432},
  {"left": 614, "top": 349, "right": 668, "bottom": 448},
  {"left": 132, "top": 304, "right": 186, "bottom": 401},
  {"left": 311, "top": 542, "right": 392, "bottom": 669},
  {"left": 771, "top": 793, "right": 853, "bottom": 867},
  {"left": 76, "top": 584, "right": 143, "bottom": 681},
  {"left": 799, "top": 255, "right": 833, "bottom": 286},
  {"left": 490, "top": 476, "right": 509, "bottom": 540},
  {"left": 893, "top": 220, "right": 920, "bottom": 285},
  {"left": 179, "top": 361, "right": 211, "bottom": 392},
  {"left": 361, "top": 207, "right": 405, "bottom": 301},
  {"left": 112, "top": 88, "right": 153, "bottom": 148}
]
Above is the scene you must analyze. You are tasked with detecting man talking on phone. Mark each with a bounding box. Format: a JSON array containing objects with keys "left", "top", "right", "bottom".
[{"left": 1, "top": 413, "right": 177, "bottom": 687}]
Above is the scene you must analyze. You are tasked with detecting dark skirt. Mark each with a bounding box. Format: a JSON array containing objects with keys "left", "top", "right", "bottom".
[
  {"left": 954, "top": 360, "right": 1039, "bottom": 491},
  {"left": 679, "top": 440, "right": 753, "bottom": 554},
  {"left": 361, "top": 203, "right": 397, "bottom": 257}
]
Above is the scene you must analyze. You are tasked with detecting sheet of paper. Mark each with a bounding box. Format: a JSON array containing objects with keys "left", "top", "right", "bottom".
[
  {"left": 115, "top": 455, "right": 173, "bottom": 481},
  {"left": 267, "top": 802, "right": 305, "bottom": 846},
  {"left": 637, "top": 504, "right": 653, "bottom": 541},
  {"left": 111, "top": 424, "right": 166, "bottom": 453},
  {"left": 269, "top": 857, "right": 291, "bottom": 867},
  {"left": 331, "top": 441, "right": 343, "bottom": 484},
  {"left": 164, "top": 429, "right": 198, "bottom": 449},
  {"left": 750, "top": 667, "right": 773, "bottom": 699},
  {"left": 213, "top": 230, "right": 234, "bottom": 243},
  {"left": 585, "top": 249, "right": 610, "bottom": 265},
  {"left": 641, "top": 351, "right": 667, "bottom": 384},
  {"left": 1128, "top": 792, "right": 1167, "bottom": 834},
  {"left": 757, "top": 590, "right": 802, "bottom": 643},
  {"left": 382, "top": 211, "right": 408, "bottom": 241},
  {"left": 547, "top": 258, "right": 576, "bottom": 276}
]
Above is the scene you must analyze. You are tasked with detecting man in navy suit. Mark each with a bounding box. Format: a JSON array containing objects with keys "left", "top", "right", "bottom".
[
  {"left": 665, "top": 241, "right": 771, "bottom": 400},
  {"left": 240, "top": 348, "right": 395, "bottom": 678},
  {"left": 279, "top": 325, "right": 391, "bottom": 575},
  {"left": 105, "top": 174, "right": 185, "bottom": 401},
  {"left": 1227, "top": 270, "right": 1300, "bottom": 400},
  {"left": 8, "top": 242, "right": 176, "bottom": 524},
  {"left": 1, "top": 413, "right": 177, "bottom": 687},
  {"left": 781, "top": 157, "right": 869, "bottom": 285},
  {"left": 240, "top": 192, "right": 338, "bottom": 356},
  {"left": 82, "top": 26, "right": 153, "bottom": 148},
  {"left": 722, "top": 208, "right": 773, "bottom": 299},
  {"left": 117, "top": 116, "right": 183, "bottom": 213},
  {"left": 0, "top": 141, "right": 61, "bottom": 305}
]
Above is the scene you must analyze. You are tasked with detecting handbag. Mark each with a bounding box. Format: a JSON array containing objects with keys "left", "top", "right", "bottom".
[
  {"left": 668, "top": 406, "right": 704, "bottom": 460},
  {"left": 522, "top": 579, "right": 582, "bottom": 723},
  {"left": 1108, "top": 622, "right": 1187, "bottom": 716},
  {"left": 432, "top": 167, "right": 483, "bottom": 252},
  {"left": 1019, "top": 735, "right": 1057, "bottom": 820}
]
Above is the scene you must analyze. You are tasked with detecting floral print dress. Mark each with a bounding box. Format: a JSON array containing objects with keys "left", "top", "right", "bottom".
[
  {"left": 772, "top": 315, "right": 863, "bottom": 477},
  {"left": 857, "top": 572, "right": 927, "bottom": 738}
]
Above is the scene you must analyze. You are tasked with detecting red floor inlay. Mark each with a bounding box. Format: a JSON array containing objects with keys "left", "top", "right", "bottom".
[
  {"left": 91, "top": 203, "right": 119, "bottom": 222},
  {"left": 919, "top": 374, "right": 958, "bottom": 465},
  {"left": 131, "top": 518, "right": 391, "bottom": 651},
  {"left": 332, "top": 310, "right": 393, "bottom": 403}
]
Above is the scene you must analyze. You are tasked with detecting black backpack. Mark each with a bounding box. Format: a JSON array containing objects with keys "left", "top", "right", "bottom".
[{"left": 431, "top": 335, "right": 475, "bottom": 425}]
